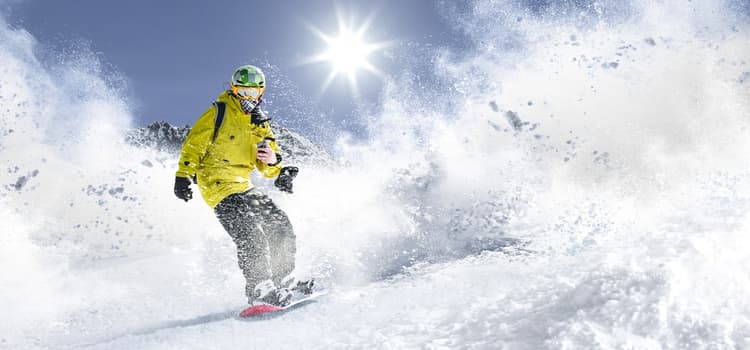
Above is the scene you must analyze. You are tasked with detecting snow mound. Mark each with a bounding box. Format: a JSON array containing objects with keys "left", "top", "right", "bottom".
[{"left": 2, "top": 1, "right": 750, "bottom": 349}]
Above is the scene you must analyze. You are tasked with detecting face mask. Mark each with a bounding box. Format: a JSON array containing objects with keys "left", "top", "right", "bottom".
[{"left": 239, "top": 98, "right": 258, "bottom": 114}]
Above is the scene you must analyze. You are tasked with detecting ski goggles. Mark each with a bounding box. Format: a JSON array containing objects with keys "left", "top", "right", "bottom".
[{"left": 232, "top": 85, "right": 264, "bottom": 101}]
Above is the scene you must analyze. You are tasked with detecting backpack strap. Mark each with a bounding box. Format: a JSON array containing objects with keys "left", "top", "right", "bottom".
[{"left": 212, "top": 101, "right": 227, "bottom": 142}]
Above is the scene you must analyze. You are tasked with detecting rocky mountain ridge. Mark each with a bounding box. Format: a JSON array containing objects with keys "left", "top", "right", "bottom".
[{"left": 126, "top": 120, "right": 331, "bottom": 165}]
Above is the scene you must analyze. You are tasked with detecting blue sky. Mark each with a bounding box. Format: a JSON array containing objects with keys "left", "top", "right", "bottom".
[{"left": 8, "top": 0, "right": 463, "bottom": 135}]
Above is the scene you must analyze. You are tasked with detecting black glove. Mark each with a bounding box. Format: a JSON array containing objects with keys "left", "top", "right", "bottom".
[
  {"left": 274, "top": 166, "right": 298, "bottom": 193},
  {"left": 174, "top": 176, "right": 193, "bottom": 202}
]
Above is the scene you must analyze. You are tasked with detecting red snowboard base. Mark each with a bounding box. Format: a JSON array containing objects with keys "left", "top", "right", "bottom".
[
  {"left": 240, "top": 304, "right": 284, "bottom": 317},
  {"left": 239, "top": 289, "right": 327, "bottom": 318}
]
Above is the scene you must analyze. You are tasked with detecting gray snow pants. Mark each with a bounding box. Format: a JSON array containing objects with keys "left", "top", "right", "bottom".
[{"left": 214, "top": 188, "right": 296, "bottom": 302}]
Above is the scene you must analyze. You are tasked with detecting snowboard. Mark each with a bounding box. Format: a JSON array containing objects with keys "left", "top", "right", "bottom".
[{"left": 239, "top": 289, "right": 327, "bottom": 318}]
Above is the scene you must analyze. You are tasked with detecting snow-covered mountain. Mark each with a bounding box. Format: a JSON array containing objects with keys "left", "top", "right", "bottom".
[
  {"left": 125, "top": 120, "right": 332, "bottom": 165},
  {"left": 2, "top": 1, "right": 750, "bottom": 349},
  {"left": 125, "top": 121, "right": 191, "bottom": 155}
]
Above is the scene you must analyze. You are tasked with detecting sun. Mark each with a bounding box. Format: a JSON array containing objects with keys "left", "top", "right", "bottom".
[
  {"left": 304, "top": 11, "right": 389, "bottom": 96},
  {"left": 326, "top": 30, "right": 372, "bottom": 76}
]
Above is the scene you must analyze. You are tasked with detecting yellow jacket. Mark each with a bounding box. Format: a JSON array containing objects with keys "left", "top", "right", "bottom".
[{"left": 176, "top": 91, "right": 283, "bottom": 208}]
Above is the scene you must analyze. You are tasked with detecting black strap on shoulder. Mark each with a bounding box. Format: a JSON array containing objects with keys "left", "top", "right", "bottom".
[
  {"left": 250, "top": 107, "right": 272, "bottom": 125},
  {"left": 212, "top": 101, "right": 226, "bottom": 142}
]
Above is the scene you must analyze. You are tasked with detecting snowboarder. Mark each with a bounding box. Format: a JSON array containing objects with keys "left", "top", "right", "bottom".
[{"left": 173, "top": 65, "right": 310, "bottom": 307}]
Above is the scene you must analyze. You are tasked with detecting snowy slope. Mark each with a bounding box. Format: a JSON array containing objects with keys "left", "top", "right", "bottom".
[{"left": 2, "top": 1, "right": 750, "bottom": 349}]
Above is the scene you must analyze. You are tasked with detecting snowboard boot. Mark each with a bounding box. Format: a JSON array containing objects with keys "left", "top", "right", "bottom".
[
  {"left": 293, "top": 279, "right": 315, "bottom": 295},
  {"left": 252, "top": 279, "right": 293, "bottom": 307},
  {"left": 280, "top": 275, "right": 315, "bottom": 295}
]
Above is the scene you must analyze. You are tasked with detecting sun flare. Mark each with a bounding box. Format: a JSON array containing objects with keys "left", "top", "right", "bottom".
[{"left": 305, "top": 11, "right": 389, "bottom": 96}]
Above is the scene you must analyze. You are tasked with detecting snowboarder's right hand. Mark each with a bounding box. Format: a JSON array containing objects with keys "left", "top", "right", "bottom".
[{"left": 174, "top": 176, "right": 193, "bottom": 202}]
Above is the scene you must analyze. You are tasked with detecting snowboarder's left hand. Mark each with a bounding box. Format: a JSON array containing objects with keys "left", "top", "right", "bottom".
[
  {"left": 257, "top": 147, "right": 278, "bottom": 165},
  {"left": 275, "top": 166, "right": 298, "bottom": 193}
]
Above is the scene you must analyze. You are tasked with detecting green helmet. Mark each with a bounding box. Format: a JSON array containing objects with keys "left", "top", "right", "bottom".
[{"left": 231, "top": 65, "right": 265, "bottom": 88}]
